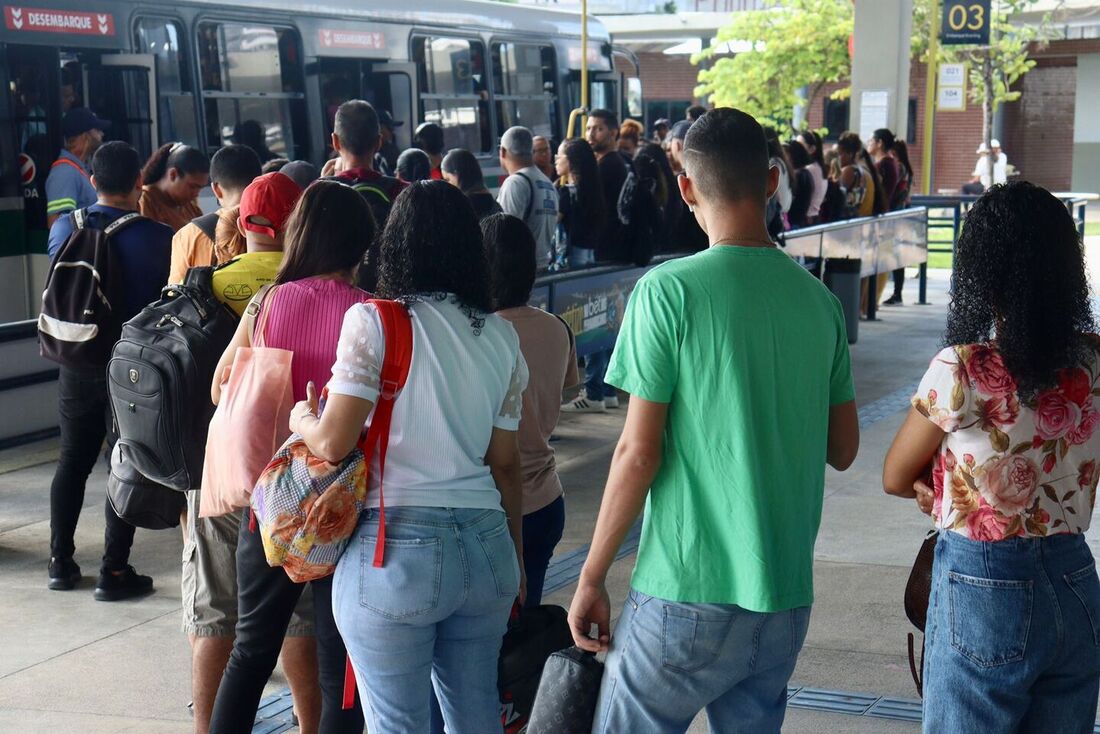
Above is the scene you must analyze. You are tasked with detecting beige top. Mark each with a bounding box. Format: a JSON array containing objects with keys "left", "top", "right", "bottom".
[{"left": 498, "top": 306, "right": 579, "bottom": 514}]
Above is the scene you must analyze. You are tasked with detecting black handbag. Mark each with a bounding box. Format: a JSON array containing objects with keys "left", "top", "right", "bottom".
[
  {"left": 499, "top": 605, "right": 575, "bottom": 734},
  {"left": 526, "top": 646, "right": 605, "bottom": 734},
  {"left": 904, "top": 530, "right": 938, "bottom": 697},
  {"left": 106, "top": 443, "right": 186, "bottom": 529}
]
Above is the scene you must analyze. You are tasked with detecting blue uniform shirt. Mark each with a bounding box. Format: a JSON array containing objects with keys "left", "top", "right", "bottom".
[
  {"left": 47, "top": 205, "right": 172, "bottom": 321},
  {"left": 45, "top": 149, "right": 97, "bottom": 220}
]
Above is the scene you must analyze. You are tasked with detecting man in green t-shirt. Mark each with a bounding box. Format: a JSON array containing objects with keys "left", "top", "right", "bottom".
[{"left": 568, "top": 108, "right": 860, "bottom": 733}]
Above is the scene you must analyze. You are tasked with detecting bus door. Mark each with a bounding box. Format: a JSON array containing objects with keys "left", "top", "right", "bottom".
[
  {"left": 317, "top": 58, "right": 415, "bottom": 162},
  {"left": 589, "top": 72, "right": 622, "bottom": 122},
  {"left": 3, "top": 45, "right": 157, "bottom": 321}
]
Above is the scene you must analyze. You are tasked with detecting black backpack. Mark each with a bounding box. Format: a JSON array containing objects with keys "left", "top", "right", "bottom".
[
  {"left": 616, "top": 160, "right": 660, "bottom": 267},
  {"left": 330, "top": 172, "right": 404, "bottom": 291},
  {"left": 38, "top": 209, "right": 143, "bottom": 367},
  {"left": 107, "top": 267, "right": 238, "bottom": 491}
]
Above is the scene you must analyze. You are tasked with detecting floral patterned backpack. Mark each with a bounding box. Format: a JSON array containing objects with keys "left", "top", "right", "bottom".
[{"left": 250, "top": 299, "right": 413, "bottom": 583}]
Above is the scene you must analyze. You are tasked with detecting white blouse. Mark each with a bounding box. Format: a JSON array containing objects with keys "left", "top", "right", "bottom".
[{"left": 328, "top": 296, "right": 529, "bottom": 511}]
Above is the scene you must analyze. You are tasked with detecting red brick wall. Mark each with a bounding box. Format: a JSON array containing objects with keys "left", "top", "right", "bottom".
[
  {"left": 1001, "top": 59, "right": 1077, "bottom": 191},
  {"left": 633, "top": 52, "right": 704, "bottom": 104}
]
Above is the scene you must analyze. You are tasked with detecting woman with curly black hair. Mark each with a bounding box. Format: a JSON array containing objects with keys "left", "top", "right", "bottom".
[
  {"left": 289, "top": 180, "right": 528, "bottom": 733},
  {"left": 883, "top": 182, "right": 1100, "bottom": 732}
]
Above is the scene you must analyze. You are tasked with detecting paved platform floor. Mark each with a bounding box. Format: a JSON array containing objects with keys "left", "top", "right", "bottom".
[{"left": 1, "top": 254, "right": 1098, "bottom": 732}]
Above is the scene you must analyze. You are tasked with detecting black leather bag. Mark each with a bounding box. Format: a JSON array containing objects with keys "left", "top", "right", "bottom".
[
  {"left": 499, "top": 605, "right": 575, "bottom": 733},
  {"left": 107, "top": 266, "right": 237, "bottom": 490},
  {"left": 904, "top": 530, "right": 938, "bottom": 697},
  {"left": 526, "top": 646, "right": 605, "bottom": 734},
  {"left": 106, "top": 443, "right": 186, "bottom": 529}
]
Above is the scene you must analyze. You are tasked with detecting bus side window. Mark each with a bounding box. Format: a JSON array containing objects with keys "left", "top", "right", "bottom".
[
  {"left": 197, "top": 22, "right": 308, "bottom": 162},
  {"left": 413, "top": 36, "right": 491, "bottom": 153},
  {"left": 491, "top": 42, "right": 558, "bottom": 142},
  {"left": 135, "top": 17, "right": 199, "bottom": 147}
]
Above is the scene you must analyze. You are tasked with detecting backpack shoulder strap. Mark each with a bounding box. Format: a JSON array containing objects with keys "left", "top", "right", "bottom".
[
  {"left": 72, "top": 208, "right": 85, "bottom": 231},
  {"left": 552, "top": 312, "right": 575, "bottom": 352},
  {"left": 191, "top": 212, "right": 219, "bottom": 242},
  {"left": 515, "top": 171, "right": 536, "bottom": 221},
  {"left": 360, "top": 298, "right": 413, "bottom": 570},
  {"left": 103, "top": 211, "right": 144, "bottom": 237}
]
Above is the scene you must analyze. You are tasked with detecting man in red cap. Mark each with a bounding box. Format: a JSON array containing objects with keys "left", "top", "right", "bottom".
[{"left": 210, "top": 171, "right": 302, "bottom": 316}]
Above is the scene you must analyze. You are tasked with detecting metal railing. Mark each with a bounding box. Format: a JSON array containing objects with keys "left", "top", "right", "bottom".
[
  {"left": 912, "top": 193, "right": 1096, "bottom": 264},
  {"left": 781, "top": 207, "right": 931, "bottom": 319}
]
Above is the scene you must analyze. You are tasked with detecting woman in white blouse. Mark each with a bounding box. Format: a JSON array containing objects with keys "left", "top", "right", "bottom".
[{"left": 289, "top": 181, "right": 529, "bottom": 733}]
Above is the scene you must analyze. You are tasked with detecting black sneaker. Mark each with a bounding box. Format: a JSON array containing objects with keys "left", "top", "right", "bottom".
[
  {"left": 48, "top": 557, "right": 82, "bottom": 591},
  {"left": 94, "top": 565, "right": 154, "bottom": 602},
  {"left": 882, "top": 294, "right": 903, "bottom": 306}
]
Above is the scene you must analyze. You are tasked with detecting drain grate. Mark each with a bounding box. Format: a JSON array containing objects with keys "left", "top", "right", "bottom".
[
  {"left": 252, "top": 690, "right": 295, "bottom": 734},
  {"left": 787, "top": 687, "right": 879, "bottom": 715}
]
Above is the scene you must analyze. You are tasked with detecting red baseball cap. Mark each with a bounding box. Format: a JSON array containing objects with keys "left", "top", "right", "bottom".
[{"left": 239, "top": 172, "right": 302, "bottom": 239}]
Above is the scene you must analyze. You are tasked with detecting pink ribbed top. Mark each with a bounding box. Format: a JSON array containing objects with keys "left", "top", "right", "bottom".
[{"left": 259, "top": 277, "right": 371, "bottom": 402}]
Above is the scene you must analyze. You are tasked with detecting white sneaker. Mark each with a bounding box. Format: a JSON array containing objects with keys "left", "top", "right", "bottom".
[
  {"left": 561, "top": 395, "right": 606, "bottom": 413},
  {"left": 604, "top": 395, "right": 620, "bottom": 409}
]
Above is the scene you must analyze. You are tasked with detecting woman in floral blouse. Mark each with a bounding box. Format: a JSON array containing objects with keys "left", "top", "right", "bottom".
[{"left": 884, "top": 181, "right": 1100, "bottom": 732}]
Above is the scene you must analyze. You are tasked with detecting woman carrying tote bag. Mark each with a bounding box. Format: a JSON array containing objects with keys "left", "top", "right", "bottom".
[
  {"left": 883, "top": 182, "right": 1100, "bottom": 733},
  {"left": 290, "top": 181, "right": 528, "bottom": 733},
  {"left": 208, "top": 180, "right": 375, "bottom": 734}
]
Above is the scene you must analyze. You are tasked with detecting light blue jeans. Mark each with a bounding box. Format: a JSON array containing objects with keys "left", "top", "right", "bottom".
[
  {"left": 594, "top": 588, "right": 811, "bottom": 733},
  {"left": 332, "top": 507, "right": 519, "bottom": 734},
  {"left": 923, "top": 530, "right": 1100, "bottom": 733}
]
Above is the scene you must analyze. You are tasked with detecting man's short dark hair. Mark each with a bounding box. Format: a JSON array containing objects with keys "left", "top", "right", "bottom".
[
  {"left": 686, "top": 105, "right": 707, "bottom": 122},
  {"left": 210, "top": 144, "right": 262, "bottom": 191},
  {"left": 91, "top": 141, "right": 142, "bottom": 196},
  {"left": 334, "top": 100, "right": 381, "bottom": 157},
  {"left": 589, "top": 108, "right": 619, "bottom": 130},
  {"left": 683, "top": 108, "right": 769, "bottom": 205},
  {"left": 413, "top": 122, "right": 446, "bottom": 156}
]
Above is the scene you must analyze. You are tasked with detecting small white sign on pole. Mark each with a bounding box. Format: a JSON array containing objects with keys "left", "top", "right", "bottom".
[
  {"left": 859, "top": 90, "right": 890, "bottom": 141},
  {"left": 939, "top": 63, "right": 966, "bottom": 87},
  {"left": 937, "top": 63, "right": 967, "bottom": 111},
  {"left": 938, "top": 86, "right": 966, "bottom": 111}
]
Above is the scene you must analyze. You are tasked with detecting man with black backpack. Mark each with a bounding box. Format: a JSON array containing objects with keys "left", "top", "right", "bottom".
[
  {"left": 42, "top": 141, "right": 172, "bottom": 600},
  {"left": 168, "top": 144, "right": 262, "bottom": 284},
  {"left": 321, "top": 99, "right": 407, "bottom": 291}
]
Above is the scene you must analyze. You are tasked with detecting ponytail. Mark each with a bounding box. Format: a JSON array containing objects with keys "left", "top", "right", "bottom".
[{"left": 142, "top": 142, "right": 210, "bottom": 185}]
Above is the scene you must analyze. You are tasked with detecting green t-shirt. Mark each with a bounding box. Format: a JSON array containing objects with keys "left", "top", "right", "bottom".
[
  {"left": 605, "top": 245, "right": 855, "bottom": 612},
  {"left": 210, "top": 251, "right": 284, "bottom": 316}
]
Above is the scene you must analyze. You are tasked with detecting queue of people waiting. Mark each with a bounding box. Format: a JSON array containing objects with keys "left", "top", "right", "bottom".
[{"left": 36, "top": 98, "right": 1100, "bottom": 734}]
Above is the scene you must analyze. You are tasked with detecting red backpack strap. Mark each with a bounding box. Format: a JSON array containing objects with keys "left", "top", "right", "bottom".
[{"left": 359, "top": 299, "right": 413, "bottom": 568}]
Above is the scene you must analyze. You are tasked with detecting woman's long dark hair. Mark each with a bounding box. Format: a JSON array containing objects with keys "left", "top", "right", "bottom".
[
  {"left": 441, "top": 148, "right": 486, "bottom": 193},
  {"left": 636, "top": 141, "right": 681, "bottom": 225},
  {"left": 893, "top": 139, "right": 914, "bottom": 181},
  {"left": 838, "top": 132, "right": 887, "bottom": 215},
  {"left": 377, "top": 180, "right": 492, "bottom": 314},
  {"left": 276, "top": 180, "right": 375, "bottom": 286},
  {"left": 798, "top": 129, "right": 826, "bottom": 170},
  {"left": 142, "top": 142, "right": 209, "bottom": 185},
  {"left": 946, "top": 181, "right": 1095, "bottom": 399},
  {"left": 561, "top": 138, "right": 605, "bottom": 235}
]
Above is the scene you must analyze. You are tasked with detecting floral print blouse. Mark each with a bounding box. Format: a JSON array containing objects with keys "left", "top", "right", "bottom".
[{"left": 913, "top": 343, "right": 1100, "bottom": 541}]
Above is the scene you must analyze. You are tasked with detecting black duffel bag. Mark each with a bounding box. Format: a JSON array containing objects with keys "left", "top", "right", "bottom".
[
  {"left": 499, "top": 604, "right": 574, "bottom": 733},
  {"left": 526, "top": 646, "right": 605, "bottom": 734},
  {"left": 106, "top": 442, "right": 186, "bottom": 529}
]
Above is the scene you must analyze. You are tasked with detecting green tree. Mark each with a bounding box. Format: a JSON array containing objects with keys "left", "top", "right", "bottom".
[
  {"left": 693, "top": 0, "right": 853, "bottom": 133},
  {"left": 912, "top": 0, "right": 1051, "bottom": 150}
]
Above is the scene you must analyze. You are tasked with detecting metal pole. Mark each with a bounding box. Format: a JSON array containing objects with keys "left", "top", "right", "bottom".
[
  {"left": 580, "top": 0, "right": 589, "bottom": 134},
  {"left": 921, "top": 0, "right": 940, "bottom": 196}
]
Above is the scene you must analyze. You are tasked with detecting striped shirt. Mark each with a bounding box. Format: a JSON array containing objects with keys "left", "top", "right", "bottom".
[{"left": 45, "top": 149, "right": 96, "bottom": 219}]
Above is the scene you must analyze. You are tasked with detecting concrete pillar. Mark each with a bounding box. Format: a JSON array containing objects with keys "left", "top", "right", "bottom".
[{"left": 849, "top": 0, "right": 914, "bottom": 142}]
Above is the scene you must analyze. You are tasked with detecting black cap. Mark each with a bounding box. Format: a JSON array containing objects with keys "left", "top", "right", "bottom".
[
  {"left": 379, "top": 110, "right": 403, "bottom": 130},
  {"left": 670, "top": 120, "right": 693, "bottom": 141},
  {"left": 62, "top": 108, "right": 111, "bottom": 137}
]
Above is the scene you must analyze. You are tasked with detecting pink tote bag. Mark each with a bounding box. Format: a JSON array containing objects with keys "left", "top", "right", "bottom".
[{"left": 200, "top": 286, "right": 294, "bottom": 518}]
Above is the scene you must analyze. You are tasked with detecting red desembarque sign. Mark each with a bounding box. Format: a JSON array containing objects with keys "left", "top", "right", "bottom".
[
  {"left": 4, "top": 6, "right": 114, "bottom": 35},
  {"left": 318, "top": 28, "right": 385, "bottom": 50}
]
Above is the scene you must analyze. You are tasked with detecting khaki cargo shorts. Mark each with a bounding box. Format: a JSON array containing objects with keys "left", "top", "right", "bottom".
[{"left": 181, "top": 490, "right": 313, "bottom": 637}]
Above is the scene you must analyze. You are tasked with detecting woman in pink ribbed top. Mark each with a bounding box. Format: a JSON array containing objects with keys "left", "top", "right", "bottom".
[{"left": 208, "top": 181, "right": 374, "bottom": 733}]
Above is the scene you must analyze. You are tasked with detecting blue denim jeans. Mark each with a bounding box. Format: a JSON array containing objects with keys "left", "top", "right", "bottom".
[
  {"left": 570, "top": 246, "right": 596, "bottom": 268},
  {"left": 585, "top": 349, "right": 616, "bottom": 401},
  {"left": 923, "top": 530, "right": 1100, "bottom": 733},
  {"left": 594, "top": 588, "right": 811, "bottom": 733},
  {"left": 333, "top": 507, "right": 519, "bottom": 734}
]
